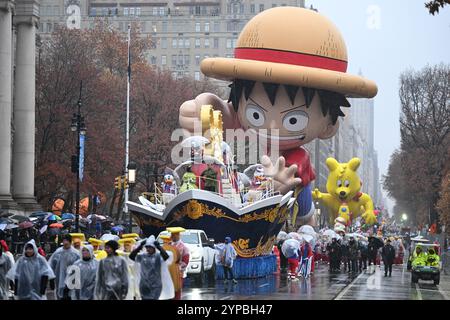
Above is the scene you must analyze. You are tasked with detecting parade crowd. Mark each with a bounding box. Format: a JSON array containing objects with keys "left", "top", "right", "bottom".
[
  {"left": 0, "top": 227, "right": 197, "bottom": 300},
  {"left": 275, "top": 229, "right": 409, "bottom": 279}
]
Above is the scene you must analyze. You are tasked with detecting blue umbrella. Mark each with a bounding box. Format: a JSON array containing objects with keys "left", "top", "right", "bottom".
[
  {"left": 111, "top": 225, "right": 124, "bottom": 233},
  {"left": 47, "top": 214, "right": 61, "bottom": 221},
  {"left": 61, "top": 213, "right": 75, "bottom": 220}
]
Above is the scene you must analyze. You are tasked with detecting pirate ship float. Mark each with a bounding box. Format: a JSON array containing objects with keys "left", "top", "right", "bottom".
[{"left": 126, "top": 105, "right": 295, "bottom": 258}]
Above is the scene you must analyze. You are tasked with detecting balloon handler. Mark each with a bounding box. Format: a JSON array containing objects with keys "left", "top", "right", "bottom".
[{"left": 178, "top": 7, "right": 377, "bottom": 228}]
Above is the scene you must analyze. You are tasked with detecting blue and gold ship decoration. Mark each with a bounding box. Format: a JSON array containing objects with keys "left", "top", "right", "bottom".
[
  {"left": 127, "top": 189, "right": 294, "bottom": 258},
  {"left": 126, "top": 105, "right": 296, "bottom": 258}
]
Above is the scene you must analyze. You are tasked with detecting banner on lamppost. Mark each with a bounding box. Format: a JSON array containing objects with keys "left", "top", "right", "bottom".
[{"left": 79, "top": 134, "right": 85, "bottom": 182}]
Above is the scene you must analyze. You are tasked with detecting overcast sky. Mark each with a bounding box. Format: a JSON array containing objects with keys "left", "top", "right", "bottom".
[{"left": 306, "top": 0, "right": 450, "bottom": 213}]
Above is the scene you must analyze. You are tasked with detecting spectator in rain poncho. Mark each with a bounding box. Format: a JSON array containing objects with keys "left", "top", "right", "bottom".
[
  {"left": 129, "top": 236, "right": 174, "bottom": 300},
  {"left": 217, "top": 237, "right": 237, "bottom": 284},
  {"left": 0, "top": 243, "right": 12, "bottom": 300},
  {"left": 6, "top": 239, "right": 55, "bottom": 300},
  {"left": 48, "top": 234, "right": 80, "bottom": 300},
  {"left": 69, "top": 245, "right": 98, "bottom": 300},
  {"left": 95, "top": 240, "right": 129, "bottom": 300}
]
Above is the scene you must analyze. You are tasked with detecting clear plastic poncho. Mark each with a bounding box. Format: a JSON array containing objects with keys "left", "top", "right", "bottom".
[
  {"left": 94, "top": 254, "right": 129, "bottom": 300},
  {"left": 135, "top": 251, "right": 163, "bottom": 300},
  {"left": 0, "top": 252, "right": 12, "bottom": 300},
  {"left": 6, "top": 240, "right": 55, "bottom": 300},
  {"left": 69, "top": 245, "right": 98, "bottom": 300},
  {"left": 48, "top": 244, "right": 80, "bottom": 299}
]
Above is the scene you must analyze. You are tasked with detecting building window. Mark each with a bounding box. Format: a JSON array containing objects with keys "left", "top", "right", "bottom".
[
  {"left": 201, "top": 6, "right": 207, "bottom": 15},
  {"left": 204, "top": 54, "right": 210, "bottom": 60},
  {"left": 232, "top": 39, "right": 237, "bottom": 48},
  {"left": 172, "top": 39, "right": 177, "bottom": 48},
  {"left": 195, "top": 71, "right": 200, "bottom": 81},
  {"left": 214, "top": 21, "right": 220, "bottom": 32},
  {"left": 204, "top": 22, "right": 210, "bottom": 32},
  {"left": 184, "top": 38, "right": 190, "bottom": 48},
  {"left": 195, "top": 22, "right": 201, "bottom": 32},
  {"left": 150, "top": 56, "right": 157, "bottom": 65},
  {"left": 204, "top": 38, "right": 210, "bottom": 48},
  {"left": 161, "top": 38, "right": 167, "bottom": 49},
  {"left": 195, "top": 38, "right": 200, "bottom": 48},
  {"left": 226, "top": 39, "right": 232, "bottom": 49},
  {"left": 227, "top": 4, "right": 231, "bottom": 14},
  {"left": 153, "top": 7, "right": 158, "bottom": 15},
  {"left": 159, "top": 7, "right": 165, "bottom": 16},
  {"left": 189, "top": 6, "right": 194, "bottom": 15},
  {"left": 152, "top": 24, "right": 157, "bottom": 33},
  {"left": 184, "top": 55, "right": 190, "bottom": 65},
  {"left": 178, "top": 54, "right": 183, "bottom": 65},
  {"left": 130, "top": 7, "right": 135, "bottom": 15},
  {"left": 162, "top": 21, "right": 168, "bottom": 32},
  {"left": 259, "top": 4, "right": 264, "bottom": 12},
  {"left": 195, "top": 5, "right": 201, "bottom": 15},
  {"left": 213, "top": 38, "right": 219, "bottom": 49},
  {"left": 161, "top": 55, "right": 167, "bottom": 65},
  {"left": 250, "top": 4, "right": 255, "bottom": 14},
  {"left": 178, "top": 38, "right": 184, "bottom": 48},
  {"left": 195, "top": 54, "right": 200, "bottom": 65},
  {"left": 91, "top": 7, "right": 97, "bottom": 16},
  {"left": 136, "top": 7, "right": 141, "bottom": 16},
  {"left": 172, "top": 55, "right": 177, "bottom": 66},
  {"left": 240, "top": 4, "right": 244, "bottom": 13}
]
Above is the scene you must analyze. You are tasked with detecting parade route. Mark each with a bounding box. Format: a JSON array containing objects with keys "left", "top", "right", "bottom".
[{"left": 181, "top": 263, "right": 450, "bottom": 300}]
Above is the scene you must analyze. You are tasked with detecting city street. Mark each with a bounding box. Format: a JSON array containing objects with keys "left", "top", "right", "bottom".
[{"left": 182, "top": 263, "right": 450, "bottom": 300}]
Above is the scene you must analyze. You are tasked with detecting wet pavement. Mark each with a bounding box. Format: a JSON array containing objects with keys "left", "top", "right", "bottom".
[{"left": 182, "top": 263, "right": 450, "bottom": 300}]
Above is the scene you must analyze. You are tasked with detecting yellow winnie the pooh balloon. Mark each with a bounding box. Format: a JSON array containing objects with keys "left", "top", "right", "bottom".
[{"left": 312, "top": 157, "right": 377, "bottom": 228}]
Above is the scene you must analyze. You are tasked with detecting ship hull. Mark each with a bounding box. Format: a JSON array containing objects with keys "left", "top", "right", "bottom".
[{"left": 127, "top": 190, "right": 293, "bottom": 258}]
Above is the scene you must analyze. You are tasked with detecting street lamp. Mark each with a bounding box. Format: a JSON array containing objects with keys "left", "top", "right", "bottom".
[
  {"left": 127, "top": 161, "right": 137, "bottom": 232},
  {"left": 71, "top": 82, "right": 86, "bottom": 233},
  {"left": 402, "top": 213, "right": 408, "bottom": 221}
]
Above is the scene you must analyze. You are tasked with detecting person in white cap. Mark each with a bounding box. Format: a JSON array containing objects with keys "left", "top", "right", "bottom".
[{"left": 129, "top": 235, "right": 173, "bottom": 300}]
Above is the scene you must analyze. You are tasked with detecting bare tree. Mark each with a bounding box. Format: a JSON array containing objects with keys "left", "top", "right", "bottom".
[{"left": 384, "top": 64, "right": 450, "bottom": 230}]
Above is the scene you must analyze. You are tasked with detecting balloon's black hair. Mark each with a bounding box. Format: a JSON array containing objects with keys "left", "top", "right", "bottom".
[{"left": 228, "top": 80, "right": 350, "bottom": 125}]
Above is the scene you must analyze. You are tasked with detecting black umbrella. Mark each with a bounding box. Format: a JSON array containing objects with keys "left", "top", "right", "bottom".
[{"left": 369, "top": 236, "right": 384, "bottom": 248}]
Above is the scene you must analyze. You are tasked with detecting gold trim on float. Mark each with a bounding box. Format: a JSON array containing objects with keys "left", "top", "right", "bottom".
[{"left": 232, "top": 235, "right": 278, "bottom": 258}]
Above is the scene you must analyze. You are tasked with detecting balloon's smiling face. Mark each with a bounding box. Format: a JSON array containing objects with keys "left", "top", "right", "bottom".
[{"left": 237, "top": 82, "right": 339, "bottom": 151}]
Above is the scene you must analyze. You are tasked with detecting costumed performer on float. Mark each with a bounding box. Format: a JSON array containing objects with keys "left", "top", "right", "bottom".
[{"left": 178, "top": 7, "right": 378, "bottom": 228}]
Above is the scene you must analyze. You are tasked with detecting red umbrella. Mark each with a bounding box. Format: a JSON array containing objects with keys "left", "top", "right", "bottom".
[
  {"left": 49, "top": 223, "right": 64, "bottom": 229},
  {"left": 18, "top": 221, "right": 34, "bottom": 229}
]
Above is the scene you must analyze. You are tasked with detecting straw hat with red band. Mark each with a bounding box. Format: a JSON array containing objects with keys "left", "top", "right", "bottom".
[{"left": 201, "top": 7, "right": 378, "bottom": 98}]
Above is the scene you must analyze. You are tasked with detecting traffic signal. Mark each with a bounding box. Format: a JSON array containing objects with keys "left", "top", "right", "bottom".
[
  {"left": 71, "top": 155, "right": 78, "bottom": 173},
  {"left": 122, "top": 175, "right": 128, "bottom": 190},
  {"left": 114, "top": 176, "right": 122, "bottom": 190}
]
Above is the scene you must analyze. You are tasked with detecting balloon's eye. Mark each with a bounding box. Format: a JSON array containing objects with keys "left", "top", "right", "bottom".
[
  {"left": 245, "top": 104, "right": 266, "bottom": 127},
  {"left": 282, "top": 111, "right": 309, "bottom": 132}
]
